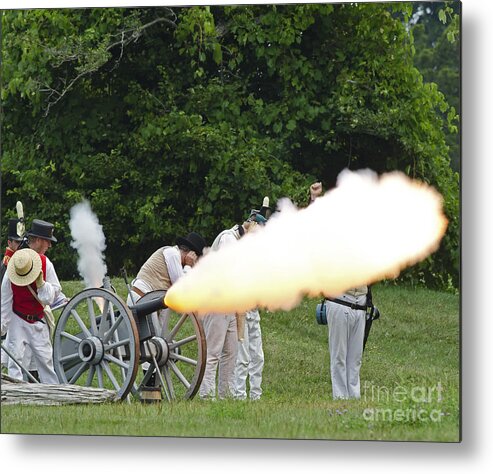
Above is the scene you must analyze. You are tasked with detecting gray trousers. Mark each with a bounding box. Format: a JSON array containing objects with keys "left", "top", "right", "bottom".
[
  {"left": 327, "top": 297, "right": 366, "bottom": 399},
  {"left": 199, "top": 314, "right": 238, "bottom": 399},
  {"left": 233, "top": 310, "right": 264, "bottom": 400}
]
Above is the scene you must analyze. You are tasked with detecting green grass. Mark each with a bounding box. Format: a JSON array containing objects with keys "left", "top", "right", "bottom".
[{"left": 1, "top": 280, "right": 460, "bottom": 442}]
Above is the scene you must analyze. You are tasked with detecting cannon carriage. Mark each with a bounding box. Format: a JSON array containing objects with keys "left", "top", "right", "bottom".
[{"left": 52, "top": 278, "right": 206, "bottom": 402}]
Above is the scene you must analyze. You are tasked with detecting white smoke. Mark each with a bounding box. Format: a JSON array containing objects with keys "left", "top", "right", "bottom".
[
  {"left": 165, "top": 169, "right": 448, "bottom": 315},
  {"left": 69, "top": 200, "right": 107, "bottom": 288}
]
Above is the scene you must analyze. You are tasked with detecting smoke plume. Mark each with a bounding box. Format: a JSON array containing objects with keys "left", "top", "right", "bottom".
[
  {"left": 165, "top": 169, "right": 448, "bottom": 315},
  {"left": 69, "top": 200, "right": 107, "bottom": 289}
]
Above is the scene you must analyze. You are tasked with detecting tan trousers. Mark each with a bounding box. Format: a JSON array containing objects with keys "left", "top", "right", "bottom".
[{"left": 199, "top": 314, "right": 238, "bottom": 399}]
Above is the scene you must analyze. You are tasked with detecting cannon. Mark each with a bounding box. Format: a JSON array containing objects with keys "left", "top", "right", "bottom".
[{"left": 52, "top": 278, "right": 206, "bottom": 401}]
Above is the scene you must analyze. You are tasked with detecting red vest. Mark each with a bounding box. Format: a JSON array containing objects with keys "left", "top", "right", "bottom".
[{"left": 12, "top": 254, "right": 47, "bottom": 318}]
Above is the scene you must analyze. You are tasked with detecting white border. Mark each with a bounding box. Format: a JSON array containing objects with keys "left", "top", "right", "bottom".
[{"left": 2, "top": 0, "right": 491, "bottom": 472}]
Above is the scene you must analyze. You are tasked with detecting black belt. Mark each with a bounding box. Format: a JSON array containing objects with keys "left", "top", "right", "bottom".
[
  {"left": 13, "top": 309, "right": 45, "bottom": 324},
  {"left": 328, "top": 298, "right": 367, "bottom": 311}
]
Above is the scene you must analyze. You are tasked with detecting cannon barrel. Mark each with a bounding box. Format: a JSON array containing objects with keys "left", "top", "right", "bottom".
[{"left": 129, "top": 294, "right": 167, "bottom": 319}]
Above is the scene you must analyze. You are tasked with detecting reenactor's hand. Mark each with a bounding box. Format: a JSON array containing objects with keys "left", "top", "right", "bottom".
[
  {"left": 310, "top": 182, "right": 323, "bottom": 200},
  {"left": 185, "top": 251, "right": 198, "bottom": 267},
  {"left": 35, "top": 271, "right": 45, "bottom": 289}
]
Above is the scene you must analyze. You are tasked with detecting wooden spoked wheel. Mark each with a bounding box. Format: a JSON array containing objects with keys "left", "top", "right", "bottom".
[
  {"left": 53, "top": 288, "right": 140, "bottom": 400},
  {"left": 131, "top": 290, "right": 206, "bottom": 401}
]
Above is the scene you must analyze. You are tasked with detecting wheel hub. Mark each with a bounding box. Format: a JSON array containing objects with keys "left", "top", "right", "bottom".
[
  {"left": 149, "top": 337, "right": 169, "bottom": 366},
  {"left": 78, "top": 336, "right": 104, "bottom": 365}
]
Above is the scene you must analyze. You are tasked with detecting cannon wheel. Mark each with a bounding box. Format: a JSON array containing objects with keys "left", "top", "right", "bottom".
[
  {"left": 133, "top": 290, "right": 206, "bottom": 401},
  {"left": 53, "top": 288, "right": 140, "bottom": 400}
]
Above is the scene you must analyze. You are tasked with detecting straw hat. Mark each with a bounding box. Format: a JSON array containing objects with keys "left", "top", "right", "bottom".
[{"left": 7, "top": 248, "right": 42, "bottom": 287}]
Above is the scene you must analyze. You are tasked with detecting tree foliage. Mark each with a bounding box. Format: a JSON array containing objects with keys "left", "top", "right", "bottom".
[
  {"left": 411, "top": 2, "right": 460, "bottom": 172},
  {"left": 1, "top": 4, "right": 459, "bottom": 290}
]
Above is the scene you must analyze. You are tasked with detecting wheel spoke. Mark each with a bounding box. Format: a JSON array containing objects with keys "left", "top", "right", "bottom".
[
  {"left": 169, "top": 352, "right": 197, "bottom": 366},
  {"left": 155, "top": 362, "right": 171, "bottom": 402},
  {"left": 102, "top": 313, "right": 125, "bottom": 344},
  {"left": 105, "top": 338, "right": 131, "bottom": 351},
  {"left": 96, "top": 365, "right": 104, "bottom": 387},
  {"left": 168, "top": 314, "right": 188, "bottom": 341},
  {"left": 61, "top": 332, "right": 82, "bottom": 344},
  {"left": 101, "top": 360, "right": 121, "bottom": 391},
  {"left": 68, "top": 361, "right": 88, "bottom": 384},
  {"left": 86, "top": 365, "right": 96, "bottom": 387},
  {"left": 139, "top": 369, "right": 154, "bottom": 389},
  {"left": 107, "top": 308, "right": 128, "bottom": 384},
  {"left": 71, "top": 309, "right": 92, "bottom": 337},
  {"left": 98, "top": 298, "right": 111, "bottom": 336},
  {"left": 162, "top": 365, "right": 175, "bottom": 399},
  {"left": 87, "top": 298, "right": 98, "bottom": 334},
  {"left": 168, "top": 360, "right": 191, "bottom": 389},
  {"left": 104, "top": 353, "right": 130, "bottom": 370},
  {"left": 169, "top": 334, "right": 196, "bottom": 349}
]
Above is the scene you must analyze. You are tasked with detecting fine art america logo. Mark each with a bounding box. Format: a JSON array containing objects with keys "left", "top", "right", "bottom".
[{"left": 362, "top": 381, "right": 445, "bottom": 423}]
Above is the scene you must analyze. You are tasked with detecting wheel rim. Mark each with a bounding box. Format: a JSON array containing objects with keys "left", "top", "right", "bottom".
[
  {"left": 133, "top": 290, "right": 206, "bottom": 401},
  {"left": 53, "top": 288, "right": 140, "bottom": 400}
]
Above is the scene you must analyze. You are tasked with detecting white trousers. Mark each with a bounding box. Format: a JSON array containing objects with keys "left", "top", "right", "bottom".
[
  {"left": 233, "top": 310, "right": 264, "bottom": 400},
  {"left": 1, "top": 340, "right": 36, "bottom": 379},
  {"left": 199, "top": 314, "right": 238, "bottom": 399},
  {"left": 327, "top": 297, "right": 366, "bottom": 399},
  {"left": 6, "top": 315, "right": 59, "bottom": 384}
]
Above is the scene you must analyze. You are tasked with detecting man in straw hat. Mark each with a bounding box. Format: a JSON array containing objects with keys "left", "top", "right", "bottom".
[
  {"left": 1, "top": 224, "right": 62, "bottom": 383},
  {"left": 199, "top": 202, "right": 269, "bottom": 401}
]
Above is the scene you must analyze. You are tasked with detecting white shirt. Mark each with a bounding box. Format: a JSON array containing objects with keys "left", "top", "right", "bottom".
[
  {"left": 132, "top": 245, "right": 190, "bottom": 294},
  {"left": 1, "top": 255, "right": 61, "bottom": 334}
]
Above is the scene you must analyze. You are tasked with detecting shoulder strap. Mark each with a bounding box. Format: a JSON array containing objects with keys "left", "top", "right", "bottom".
[
  {"left": 366, "top": 284, "right": 373, "bottom": 309},
  {"left": 27, "top": 284, "right": 43, "bottom": 305}
]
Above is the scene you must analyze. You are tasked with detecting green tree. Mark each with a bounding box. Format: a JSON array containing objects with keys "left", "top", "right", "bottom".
[
  {"left": 411, "top": 1, "right": 460, "bottom": 172},
  {"left": 1, "top": 4, "right": 459, "bottom": 290}
]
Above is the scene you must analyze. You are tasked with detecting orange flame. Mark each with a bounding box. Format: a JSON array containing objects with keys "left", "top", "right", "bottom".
[{"left": 165, "top": 170, "right": 448, "bottom": 315}]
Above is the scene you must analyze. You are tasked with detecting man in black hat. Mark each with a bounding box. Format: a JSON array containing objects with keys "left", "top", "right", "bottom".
[
  {"left": 127, "top": 231, "right": 207, "bottom": 334},
  {"left": 1, "top": 218, "right": 26, "bottom": 369},
  {"left": 26, "top": 219, "right": 58, "bottom": 255},
  {"left": 26, "top": 218, "right": 68, "bottom": 310},
  {"left": 1, "top": 218, "right": 26, "bottom": 280}
]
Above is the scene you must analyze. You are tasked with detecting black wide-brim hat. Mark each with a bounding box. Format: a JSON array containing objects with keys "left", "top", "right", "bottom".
[
  {"left": 27, "top": 219, "right": 57, "bottom": 243},
  {"left": 176, "top": 232, "right": 206, "bottom": 256}
]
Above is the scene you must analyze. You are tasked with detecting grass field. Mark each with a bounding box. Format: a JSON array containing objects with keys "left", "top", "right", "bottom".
[{"left": 1, "top": 280, "right": 460, "bottom": 442}]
